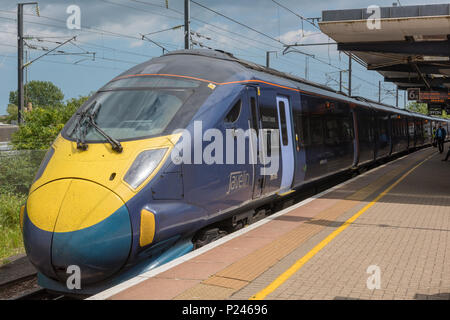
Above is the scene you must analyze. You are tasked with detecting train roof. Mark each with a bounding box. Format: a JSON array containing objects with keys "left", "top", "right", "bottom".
[{"left": 118, "top": 49, "right": 449, "bottom": 123}]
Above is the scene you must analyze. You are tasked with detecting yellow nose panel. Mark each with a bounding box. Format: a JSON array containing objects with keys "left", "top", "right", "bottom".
[
  {"left": 139, "top": 209, "right": 156, "bottom": 247},
  {"left": 27, "top": 179, "right": 124, "bottom": 233},
  {"left": 27, "top": 179, "right": 72, "bottom": 233},
  {"left": 54, "top": 179, "right": 124, "bottom": 233}
]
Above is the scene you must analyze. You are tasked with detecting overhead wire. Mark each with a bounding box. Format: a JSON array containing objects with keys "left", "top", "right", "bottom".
[
  {"left": 0, "top": 10, "right": 176, "bottom": 47},
  {"left": 0, "top": 30, "right": 156, "bottom": 60},
  {"left": 127, "top": 1, "right": 287, "bottom": 50},
  {"left": 0, "top": 54, "right": 128, "bottom": 71},
  {"left": 270, "top": 0, "right": 320, "bottom": 30},
  {"left": 190, "top": 0, "right": 285, "bottom": 46}
]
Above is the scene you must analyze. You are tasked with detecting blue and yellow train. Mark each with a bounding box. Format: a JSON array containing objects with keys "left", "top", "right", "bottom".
[{"left": 21, "top": 49, "right": 450, "bottom": 294}]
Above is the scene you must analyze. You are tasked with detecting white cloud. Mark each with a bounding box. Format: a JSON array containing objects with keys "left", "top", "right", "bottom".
[
  {"left": 129, "top": 40, "right": 144, "bottom": 48},
  {"left": 0, "top": 22, "right": 17, "bottom": 54},
  {"left": 279, "top": 29, "right": 330, "bottom": 45},
  {"left": 194, "top": 23, "right": 238, "bottom": 50}
]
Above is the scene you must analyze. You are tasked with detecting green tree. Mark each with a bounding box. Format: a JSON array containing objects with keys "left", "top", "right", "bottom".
[
  {"left": 5, "top": 104, "right": 18, "bottom": 124},
  {"left": 11, "top": 95, "right": 90, "bottom": 150},
  {"left": 64, "top": 95, "right": 89, "bottom": 120},
  {"left": 406, "top": 102, "right": 428, "bottom": 115},
  {"left": 9, "top": 80, "right": 64, "bottom": 109}
]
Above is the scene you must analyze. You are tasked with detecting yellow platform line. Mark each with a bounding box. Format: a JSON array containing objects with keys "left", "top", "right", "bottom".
[
  {"left": 250, "top": 153, "right": 434, "bottom": 300},
  {"left": 278, "top": 189, "right": 295, "bottom": 197}
]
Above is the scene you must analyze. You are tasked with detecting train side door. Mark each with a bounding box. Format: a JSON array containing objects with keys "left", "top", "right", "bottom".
[
  {"left": 276, "top": 96, "right": 295, "bottom": 193},
  {"left": 247, "top": 86, "right": 263, "bottom": 199}
]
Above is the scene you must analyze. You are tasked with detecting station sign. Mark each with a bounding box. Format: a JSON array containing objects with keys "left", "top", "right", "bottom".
[
  {"left": 408, "top": 88, "right": 450, "bottom": 103},
  {"left": 407, "top": 88, "right": 420, "bottom": 101},
  {"left": 420, "top": 91, "right": 450, "bottom": 103},
  {"left": 428, "top": 104, "right": 443, "bottom": 116}
]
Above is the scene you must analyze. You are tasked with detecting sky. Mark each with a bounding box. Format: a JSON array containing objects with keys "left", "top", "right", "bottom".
[{"left": 0, "top": 0, "right": 448, "bottom": 115}]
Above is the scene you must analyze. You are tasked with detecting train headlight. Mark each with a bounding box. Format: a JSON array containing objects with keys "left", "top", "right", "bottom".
[{"left": 124, "top": 148, "right": 168, "bottom": 189}]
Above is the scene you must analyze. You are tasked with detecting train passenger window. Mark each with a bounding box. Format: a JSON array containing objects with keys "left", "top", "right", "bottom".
[
  {"left": 391, "top": 116, "right": 398, "bottom": 137},
  {"left": 259, "top": 101, "right": 280, "bottom": 157},
  {"left": 260, "top": 105, "right": 278, "bottom": 129},
  {"left": 325, "top": 118, "right": 340, "bottom": 144},
  {"left": 341, "top": 118, "right": 354, "bottom": 141},
  {"left": 224, "top": 99, "right": 241, "bottom": 123},
  {"left": 301, "top": 117, "right": 310, "bottom": 146},
  {"left": 278, "top": 101, "right": 288, "bottom": 146},
  {"left": 416, "top": 120, "right": 423, "bottom": 137},
  {"left": 293, "top": 113, "right": 304, "bottom": 149},
  {"left": 310, "top": 116, "right": 323, "bottom": 144},
  {"left": 378, "top": 116, "right": 388, "bottom": 144}
]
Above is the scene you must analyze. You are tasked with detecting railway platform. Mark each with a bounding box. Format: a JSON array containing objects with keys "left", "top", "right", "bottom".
[{"left": 91, "top": 147, "right": 450, "bottom": 300}]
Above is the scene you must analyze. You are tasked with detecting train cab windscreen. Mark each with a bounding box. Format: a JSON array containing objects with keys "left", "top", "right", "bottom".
[{"left": 64, "top": 76, "right": 210, "bottom": 142}]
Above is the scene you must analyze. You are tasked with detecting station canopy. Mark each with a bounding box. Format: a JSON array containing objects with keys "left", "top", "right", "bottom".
[{"left": 319, "top": 4, "right": 450, "bottom": 93}]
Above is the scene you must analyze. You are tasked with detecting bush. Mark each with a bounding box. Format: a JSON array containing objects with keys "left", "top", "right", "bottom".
[
  {"left": 0, "top": 150, "right": 47, "bottom": 195},
  {"left": 4, "top": 104, "right": 18, "bottom": 124},
  {"left": 0, "top": 160, "right": 39, "bottom": 261},
  {"left": 11, "top": 108, "right": 66, "bottom": 150},
  {"left": 10, "top": 95, "right": 89, "bottom": 150}
]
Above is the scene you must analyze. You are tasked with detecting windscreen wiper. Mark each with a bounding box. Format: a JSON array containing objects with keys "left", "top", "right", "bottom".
[
  {"left": 86, "top": 113, "right": 123, "bottom": 153},
  {"left": 68, "top": 101, "right": 96, "bottom": 151},
  {"left": 70, "top": 101, "right": 123, "bottom": 153}
]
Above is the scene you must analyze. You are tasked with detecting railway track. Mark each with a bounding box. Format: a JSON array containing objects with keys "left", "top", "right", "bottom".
[
  {"left": 0, "top": 258, "right": 82, "bottom": 300},
  {"left": 0, "top": 271, "right": 87, "bottom": 300},
  {"left": 0, "top": 273, "right": 38, "bottom": 300},
  {"left": 14, "top": 288, "right": 81, "bottom": 300},
  {"left": 0, "top": 276, "right": 85, "bottom": 300},
  {"left": 0, "top": 273, "right": 36, "bottom": 289}
]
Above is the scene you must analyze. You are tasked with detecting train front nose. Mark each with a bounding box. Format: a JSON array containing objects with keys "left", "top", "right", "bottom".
[{"left": 24, "top": 179, "right": 132, "bottom": 286}]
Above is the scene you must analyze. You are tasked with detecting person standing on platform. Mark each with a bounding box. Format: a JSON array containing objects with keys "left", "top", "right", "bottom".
[
  {"left": 432, "top": 127, "right": 437, "bottom": 147},
  {"left": 436, "top": 124, "right": 446, "bottom": 153}
]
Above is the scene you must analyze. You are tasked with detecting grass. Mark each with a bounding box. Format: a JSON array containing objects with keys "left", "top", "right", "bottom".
[
  {"left": 0, "top": 226, "right": 24, "bottom": 264},
  {"left": 0, "top": 150, "right": 45, "bottom": 264},
  {"left": 0, "top": 192, "right": 27, "bottom": 264}
]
